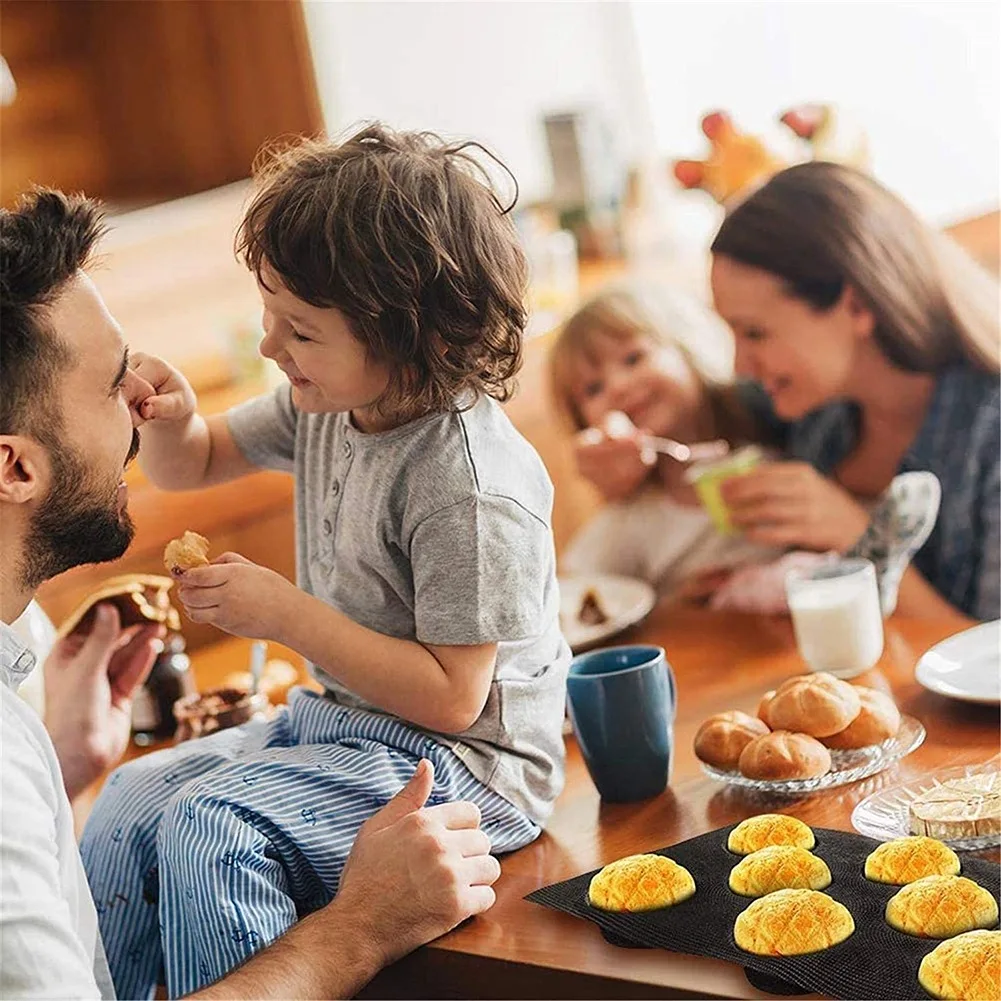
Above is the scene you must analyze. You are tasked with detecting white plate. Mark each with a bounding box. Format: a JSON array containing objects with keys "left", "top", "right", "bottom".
[
  {"left": 852, "top": 759, "right": 1001, "bottom": 850},
  {"left": 701, "top": 715, "right": 926, "bottom": 797},
  {"left": 915, "top": 620, "right": 1001, "bottom": 705},
  {"left": 558, "top": 574, "right": 656, "bottom": 653}
]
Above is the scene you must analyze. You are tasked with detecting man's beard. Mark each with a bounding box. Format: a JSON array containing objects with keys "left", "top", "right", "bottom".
[{"left": 19, "top": 429, "right": 140, "bottom": 591}]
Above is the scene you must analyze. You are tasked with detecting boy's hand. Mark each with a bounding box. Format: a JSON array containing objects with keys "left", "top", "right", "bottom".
[
  {"left": 175, "top": 553, "right": 297, "bottom": 640},
  {"left": 129, "top": 351, "right": 198, "bottom": 424}
]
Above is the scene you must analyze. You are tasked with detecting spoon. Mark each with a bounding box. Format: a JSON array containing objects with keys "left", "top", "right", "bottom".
[
  {"left": 641, "top": 435, "right": 731, "bottom": 464},
  {"left": 249, "top": 641, "right": 267, "bottom": 696}
]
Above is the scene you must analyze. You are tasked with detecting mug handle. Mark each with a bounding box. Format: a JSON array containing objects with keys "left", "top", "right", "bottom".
[{"left": 664, "top": 659, "right": 677, "bottom": 718}]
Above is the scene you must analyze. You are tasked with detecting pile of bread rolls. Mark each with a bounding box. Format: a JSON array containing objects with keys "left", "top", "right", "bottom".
[{"left": 694, "top": 673, "right": 901, "bottom": 781}]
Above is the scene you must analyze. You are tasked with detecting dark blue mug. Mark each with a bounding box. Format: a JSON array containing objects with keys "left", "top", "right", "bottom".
[{"left": 566, "top": 645, "right": 676, "bottom": 803}]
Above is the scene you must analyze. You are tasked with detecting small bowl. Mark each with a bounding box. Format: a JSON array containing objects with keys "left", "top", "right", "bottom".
[{"left": 173, "top": 686, "right": 269, "bottom": 742}]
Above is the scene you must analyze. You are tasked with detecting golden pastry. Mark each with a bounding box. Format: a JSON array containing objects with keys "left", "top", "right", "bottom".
[
  {"left": 822, "top": 687, "right": 901, "bottom": 749},
  {"left": 919, "top": 929, "right": 1001, "bottom": 1001},
  {"left": 738, "top": 730, "right": 832, "bottom": 781},
  {"left": 766, "top": 673, "right": 862, "bottom": 738},
  {"left": 885, "top": 875, "right": 998, "bottom": 938},
  {"left": 588, "top": 854, "right": 695, "bottom": 912},
  {"left": 864, "top": 836, "right": 961, "bottom": 885},
  {"left": 728, "top": 845, "right": 832, "bottom": 897},
  {"left": 728, "top": 814, "right": 816, "bottom": 855},
  {"left": 694, "top": 711, "right": 770, "bottom": 770},
  {"left": 757, "top": 689, "right": 776, "bottom": 726},
  {"left": 164, "top": 530, "right": 211, "bottom": 574},
  {"left": 734, "top": 889, "right": 854, "bottom": 956},
  {"left": 57, "top": 574, "right": 180, "bottom": 637}
]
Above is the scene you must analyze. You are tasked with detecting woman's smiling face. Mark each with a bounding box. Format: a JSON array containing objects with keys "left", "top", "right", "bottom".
[{"left": 711, "top": 254, "right": 874, "bottom": 420}]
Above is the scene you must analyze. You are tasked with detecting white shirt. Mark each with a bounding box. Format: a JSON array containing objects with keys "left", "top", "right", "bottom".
[
  {"left": 562, "top": 488, "right": 777, "bottom": 596},
  {"left": 0, "top": 621, "right": 113, "bottom": 999}
]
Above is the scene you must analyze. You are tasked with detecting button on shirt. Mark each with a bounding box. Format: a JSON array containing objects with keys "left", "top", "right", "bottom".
[{"left": 0, "top": 621, "right": 114, "bottom": 999}]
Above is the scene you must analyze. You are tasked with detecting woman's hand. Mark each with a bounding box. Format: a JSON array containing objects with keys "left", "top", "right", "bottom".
[{"left": 722, "top": 461, "right": 870, "bottom": 552}]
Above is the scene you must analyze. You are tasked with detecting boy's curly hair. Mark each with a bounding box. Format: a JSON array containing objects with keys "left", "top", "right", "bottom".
[{"left": 237, "top": 124, "right": 527, "bottom": 416}]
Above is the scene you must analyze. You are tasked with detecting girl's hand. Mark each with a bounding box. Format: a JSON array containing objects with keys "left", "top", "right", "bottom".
[
  {"left": 721, "top": 461, "right": 870, "bottom": 552},
  {"left": 574, "top": 418, "right": 656, "bottom": 502},
  {"left": 175, "top": 553, "right": 298, "bottom": 640},
  {"left": 130, "top": 351, "right": 198, "bottom": 423}
]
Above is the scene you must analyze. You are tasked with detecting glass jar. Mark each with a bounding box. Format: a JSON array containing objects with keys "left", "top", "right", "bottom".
[{"left": 131, "top": 631, "right": 197, "bottom": 745}]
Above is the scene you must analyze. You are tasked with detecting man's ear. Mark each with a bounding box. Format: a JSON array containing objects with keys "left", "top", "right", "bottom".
[{"left": 0, "top": 436, "right": 49, "bottom": 505}]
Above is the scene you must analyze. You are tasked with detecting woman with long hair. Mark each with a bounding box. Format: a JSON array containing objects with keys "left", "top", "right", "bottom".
[{"left": 709, "top": 161, "right": 999, "bottom": 620}]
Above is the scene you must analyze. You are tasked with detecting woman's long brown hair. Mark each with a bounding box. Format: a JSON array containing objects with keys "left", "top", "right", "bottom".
[{"left": 712, "top": 162, "right": 1000, "bottom": 375}]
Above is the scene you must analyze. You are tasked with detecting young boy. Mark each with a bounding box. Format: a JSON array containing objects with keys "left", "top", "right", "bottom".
[{"left": 81, "top": 125, "right": 570, "bottom": 998}]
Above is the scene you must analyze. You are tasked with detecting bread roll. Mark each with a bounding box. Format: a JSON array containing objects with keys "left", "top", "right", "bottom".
[
  {"left": 886, "top": 875, "right": 998, "bottom": 938},
  {"left": 919, "top": 930, "right": 1001, "bottom": 1000},
  {"left": 864, "top": 836, "right": 960, "bottom": 885},
  {"left": 822, "top": 687, "right": 900, "bottom": 749},
  {"left": 694, "top": 711, "right": 769, "bottom": 770},
  {"left": 728, "top": 845, "right": 831, "bottom": 897},
  {"left": 738, "top": 731, "right": 832, "bottom": 781},
  {"left": 164, "top": 531, "right": 211, "bottom": 573},
  {"left": 727, "top": 814, "right": 816, "bottom": 855},
  {"left": 766, "top": 673, "right": 861, "bottom": 738},
  {"left": 757, "top": 690, "right": 776, "bottom": 726},
  {"left": 588, "top": 854, "right": 695, "bottom": 912},
  {"left": 734, "top": 889, "right": 854, "bottom": 955}
]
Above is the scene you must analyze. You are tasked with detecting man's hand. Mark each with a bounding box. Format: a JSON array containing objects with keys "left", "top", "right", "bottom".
[
  {"left": 129, "top": 351, "right": 198, "bottom": 424},
  {"left": 722, "top": 461, "right": 870, "bottom": 553},
  {"left": 44, "top": 604, "right": 162, "bottom": 801},
  {"left": 191, "top": 759, "right": 500, "bottom": 999},
  {"left": 176, "top": 553, "right": 297, "bottom": 640},
  {"left": 337, "top": 759, "right": 501, "bottom": 970}
]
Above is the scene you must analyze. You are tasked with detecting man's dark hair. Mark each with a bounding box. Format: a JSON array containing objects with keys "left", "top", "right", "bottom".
[
  {"left": 1, "top": 188, "right": 106, "bottom": 439},
  {"left": 237, "top": 123, "right": 528, "bottom": 417}
]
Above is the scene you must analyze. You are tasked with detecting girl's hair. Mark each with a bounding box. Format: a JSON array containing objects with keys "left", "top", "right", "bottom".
[
  {"left": 712, "top": 161, "right": 1000, "bottom": 375},
  {"left": 550, "top": 282, "right": 758, "bottom": 442},
  {"left": 237, "top": 123, "right": 528, "bottom": 417}
]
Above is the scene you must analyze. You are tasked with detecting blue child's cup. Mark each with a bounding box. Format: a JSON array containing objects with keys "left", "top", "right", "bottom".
[{"left": 566, "top": 645, "right": 676, "bottom": 803}]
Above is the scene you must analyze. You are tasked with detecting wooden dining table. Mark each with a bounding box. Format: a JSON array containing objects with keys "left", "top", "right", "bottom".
[{"left": 80, "top": 604, "right": 998, "bottom": 999}]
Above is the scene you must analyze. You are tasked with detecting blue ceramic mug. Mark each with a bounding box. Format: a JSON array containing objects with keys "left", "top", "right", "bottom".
[{"left": 566, "top": 645, "right": 676, "bottom": 803}]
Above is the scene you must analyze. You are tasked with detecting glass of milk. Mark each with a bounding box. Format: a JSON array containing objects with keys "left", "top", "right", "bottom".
[{"left": 785, "top": 558, "right": 884, "bottom": 678}]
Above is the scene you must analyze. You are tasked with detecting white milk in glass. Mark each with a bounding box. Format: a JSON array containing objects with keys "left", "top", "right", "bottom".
[{"left": 786, "top": 560, "right": 884, "bottom": 678}]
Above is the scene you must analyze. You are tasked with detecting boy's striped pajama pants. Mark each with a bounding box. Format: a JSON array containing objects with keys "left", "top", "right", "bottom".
[{"left": 80, "top": 689, "right": 539, "bottom": 999}]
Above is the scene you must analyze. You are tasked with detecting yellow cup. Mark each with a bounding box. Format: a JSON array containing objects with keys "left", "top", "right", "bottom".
[{"left": 685, "top": 446, "right": 764, "bottom": 535}]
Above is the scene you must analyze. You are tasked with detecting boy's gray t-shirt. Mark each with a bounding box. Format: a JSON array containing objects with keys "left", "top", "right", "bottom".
[{"left": 227, "top": 386, "right": 570, "bottom": 822}]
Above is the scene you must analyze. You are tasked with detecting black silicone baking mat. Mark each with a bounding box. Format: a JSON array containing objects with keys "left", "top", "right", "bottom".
[{"left": 526, "top": 825, "right": 1001, "bottom": 1000}]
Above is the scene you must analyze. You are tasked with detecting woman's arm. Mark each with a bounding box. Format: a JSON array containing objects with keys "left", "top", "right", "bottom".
[{"left": 892, "top": 566, "right": 974, "bottom": 625}]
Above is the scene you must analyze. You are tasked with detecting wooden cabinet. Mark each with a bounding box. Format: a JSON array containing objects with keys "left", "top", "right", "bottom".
[{"left": 0, "top": 0, "right": 321, "bottom": 207}]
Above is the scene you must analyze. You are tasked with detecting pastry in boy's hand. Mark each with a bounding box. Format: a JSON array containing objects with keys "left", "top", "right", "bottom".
[
  {"left": 918, "top": 930, "right": 1001, "bottom": 1000},
  {"left": 727, "top": 814, "right": 816, "bottom": 855},
  {"left": 728, "top": 845, "right": 832, "bottom": 897},
  {"left": 694, "top": 710, "right": 769, "bottom": 770},
  {"left": 885, "top": 875, "right": 998, "bottom": 938},
  {"left": 738, "top": 730, "right": 831, "bottom": 781},
  {"left": 164, "top": 531, "right": 211, "bottom": 574},
  {"left": 822, "top": 687, "right": 900, "bottom": 749},
  {"left": 766, "top": 673, "right": 861, "bottom": 738},
  {"left": 864, "top": 835, "right": 961, "bottom": 885},
  {"left": 734, "top": 889, "right": 854, "bottom": 955},
  {"left": 588, "top": 854, "right": 695, "bottom": 912}
]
